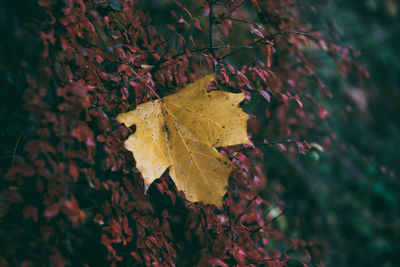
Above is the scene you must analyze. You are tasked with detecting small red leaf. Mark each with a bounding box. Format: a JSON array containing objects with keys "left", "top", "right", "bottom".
[
  {"left": 130, "top": 252, "right": 142, "bottom": 263},
  {"left": 69, "top": 162, "right": 79, "bottom": 181},
  {"left": 295, "top": 97, "right": 303, "bottom": 108},
  {"left": 44, "top": 205, "right": 59, "bottom": 219},
  {"left": 193, "top": 18, "right": 202, "bottom": 30},
  {"left": 236, "top": 71, "right": 249, "bottom": 87},
  {"left": 118, "top": 64, "right": 130, "bottom": 73},
  {"left": 259, "top": 90, "right": 270, "bottom": 102},
  {"left": 183, "top": 8, "right": 193, "bottom": 18},
  {"left": 250, "top": 25, "right": 264, "bottom": 38},
  {"left": 277, "top": 143, "right": 287, "bottom": 154},
  {"left": 318, "top": 106, "right": 329, "bottom": 119},
  {"left": 204, "top": 2, "right": 210, "bottom": 16},
  {"left": 78, "top": 0, "right": 86, "bottom": 12},
  {"left": 23, "top": 206, "right": 38, "bottom": 221},
  {"left": 296, "top": 142, "right": 308, "bottom": 154},
  {"left": 178, "top": 18, "right": 191, "bottom": 28},
  {"left": 280, "top": 93, "right": 289, "bottom": 105}
]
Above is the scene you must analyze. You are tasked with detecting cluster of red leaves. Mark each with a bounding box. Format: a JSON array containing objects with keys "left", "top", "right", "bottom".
[{"left": 1, "top": 0, "right": 365, "bottom": 266}]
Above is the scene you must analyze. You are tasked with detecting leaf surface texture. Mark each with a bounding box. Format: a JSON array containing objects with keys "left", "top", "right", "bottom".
[{"left": 117, "top": 74, "right": 249, "bottom": 207}]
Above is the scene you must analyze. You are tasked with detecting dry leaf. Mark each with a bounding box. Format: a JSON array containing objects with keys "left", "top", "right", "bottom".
[{"left": 117, "top": 73, "right": 250, "bottom": 207}]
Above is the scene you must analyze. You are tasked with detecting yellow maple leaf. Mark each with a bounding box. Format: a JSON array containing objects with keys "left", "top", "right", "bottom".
[{"left": 117, "top": 73, "right": 250, "bottom": 207}]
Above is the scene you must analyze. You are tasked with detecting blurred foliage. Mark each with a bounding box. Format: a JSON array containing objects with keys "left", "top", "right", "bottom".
[
  {"left": 264, "top": 0, "right": 400, "bottom": 266},
  {"left": 0, "top": 1, "right": 44, "bottom": 180}
]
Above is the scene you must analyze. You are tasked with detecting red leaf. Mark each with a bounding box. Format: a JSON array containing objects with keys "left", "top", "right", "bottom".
[
  {"left": 295, "top": 97, "right": 303, "bottom": 108},
  {"left": 287, "top": 79, "right": 295, "bottom": 87},
  {"left": 23, "top": 205, "right": 38, "bottom": 221},
  {"left": 319, "top": 107, "right": 329, "bottom": 119},
  {"left": 69, "top": 162, "right": 79, "bottom": 181},
  {"left": 78, "top": 0, "right": 86, "bottom": 12},
  {"left": 204, "top": 2, "right": 210, "bottom": 16},
  {"left": 44, "top": 205, "right": 59, "bottom": 219},
  {"left": 193, "top": 18, "right": 202, "bottom": 30},
  {"left": 94, "top": 213, "right": 104, "bottom": 225},
  {"left": 71, "top": 125, "right": 95, "bottom": 147},
  {"left": 183, "top": 8, "right": 193, "bottom": 18},
  {"left": 178, "top": 18, "right": 191, "bottom": 28},
  {"left": 277, "top": 143, "right": 287, "bottom": 154},
  {"left": 145, "top": 236, "right": 157, "bottom": 249},
  {"left": 58, "top": 81, "right": 89, "bottom": 97},
  {"left": 167, "top": 191, "right": 176, "bottom": 204},
  {"left": 296, "top": 142, "right": 308, "bottom": 154},
  {"left": 221, "top": 21, "right": 230, "bottom": 36},
  {"left": 280, "top": 93, "right": 289, "bottom": 105},
  {"left": 250, "top": 25, "right": 264, "bottom": 38},
  {"left": 130, "top": 252, "right": 142, "bottom": 263},
  {"left": 304, "top": 249, "right": 312, "bottom": 262},
  {"left": 220, "top": 71, "right": 229, "bottom": 83},
  {"left": 118, "top": 64, "right": 130, "bottom": 73},
  {"left": 209, "top": 258, "right": 228, "bottom": 267},
  {"left": 62, "top": 197, "right": 79, "bottom": 214},
  {"left": 236, "top": 71, "right": 249, "bottom": 87},
  {"left": 259, "top": 90, "right": 270, "bottom": 102}
]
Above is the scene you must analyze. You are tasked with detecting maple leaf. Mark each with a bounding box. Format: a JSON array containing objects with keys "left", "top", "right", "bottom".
[{"left": 117, "top": 74, "right": 250, "bottom": 207}]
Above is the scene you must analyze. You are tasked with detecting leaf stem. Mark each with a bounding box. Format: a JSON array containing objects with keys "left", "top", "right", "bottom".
[
  {"left": 145, "top": 83, "right": 162, "bottom": 100},
  {"left": 11, "top": 133, "right": 22, "bottom": 168}
]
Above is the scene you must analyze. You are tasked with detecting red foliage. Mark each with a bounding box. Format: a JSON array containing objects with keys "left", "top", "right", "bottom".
[{"left": 1, "top": 0, "right": 364, "bottom": 266}]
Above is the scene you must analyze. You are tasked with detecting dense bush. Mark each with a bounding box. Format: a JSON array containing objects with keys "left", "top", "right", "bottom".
[{"left": 0, "top": 0, "right": 382, "bottom": 266}]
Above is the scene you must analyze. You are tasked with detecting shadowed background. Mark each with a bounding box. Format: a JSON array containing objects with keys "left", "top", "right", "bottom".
[{"left": 263, "top": 0, "right": 400, "bottom": 266}]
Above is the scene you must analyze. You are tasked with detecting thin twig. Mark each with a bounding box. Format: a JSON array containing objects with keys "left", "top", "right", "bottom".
[
  {"left": 159, "top": 46, "right": 226, "bottom": 61},
  {"left": 80, "top": 38, "right": 132, "bottom": 66},
  {"left": 219, "top": 31, "right": 316, "bottom": 59},
  {"left": 11, "top": 133, "right": 22, "bottom": 167},
  {"left": 144, "top": 83, "right": 162, "bottom": 100},
  {"left": 237, "top": 140, "right": 299, "bottom": 152},
  {"left": 265, "top": 212, "right": 285, "bottom": 226},
  {"left": 153, "top": 31, "right": 314, "bottom": 72},
  {"left": 259, "top": 140, "right": 299, "bottom": 146}
]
